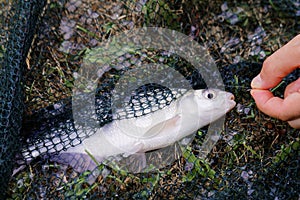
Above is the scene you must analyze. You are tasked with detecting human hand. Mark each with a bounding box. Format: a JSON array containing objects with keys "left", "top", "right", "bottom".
[{"left": 250, "top": 34, "right": 300, "bottom": 129}]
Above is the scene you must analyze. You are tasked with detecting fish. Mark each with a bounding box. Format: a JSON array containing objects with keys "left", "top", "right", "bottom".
[{"left": 49, "top": 88, "right": 236, "bottom": 177}]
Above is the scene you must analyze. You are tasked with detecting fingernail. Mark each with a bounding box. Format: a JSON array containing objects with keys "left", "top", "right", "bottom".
[{"left": 251, "top": 74, "right": 262, "bottom": 88}]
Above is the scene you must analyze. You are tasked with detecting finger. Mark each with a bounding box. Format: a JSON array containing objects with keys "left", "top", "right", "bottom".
[
  {"left": 251, "top": 35, "right": 300, "bottom": 89},
  {"left": 288, "top": 118, "right": 300, "bottom": 129},
  {"left": 284, "top": 78, "right": 300, "bottom": 98},
  {"left": 250, "top": 89, "right": 300, "bottom": 121}
]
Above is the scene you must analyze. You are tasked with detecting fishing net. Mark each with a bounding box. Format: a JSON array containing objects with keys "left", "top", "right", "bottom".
[
  {"left": 0, "top": 0, "right": 299, "bottom": 199},
  {"left": 0, "top": 0, "right": 47, "bottom": 197}
]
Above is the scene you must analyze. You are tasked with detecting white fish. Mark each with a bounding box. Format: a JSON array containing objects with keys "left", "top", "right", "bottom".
[{"left": 51, "top": 88, "right": 236, "bottom": 175}]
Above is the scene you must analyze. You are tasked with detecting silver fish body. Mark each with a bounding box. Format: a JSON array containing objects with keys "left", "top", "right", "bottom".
[{"left": 55, "top": 89, "right": 236, "bottom": 172}]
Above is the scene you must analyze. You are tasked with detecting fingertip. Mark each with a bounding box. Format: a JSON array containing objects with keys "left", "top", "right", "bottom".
[
  {"left": 251, "top": 74, "right": 262, "bottom": 89},
  {"left": 288, "top": 118, "right": 300, "bottom": 129},
  {"left": 250, "top": 89, "right": 270, "bottom": 101},
  {"left": 250, "top": 89, "right": 266, "bottom": 110},
  {"left": 250, "top": 89, "right": 258, "bottom": 100}
]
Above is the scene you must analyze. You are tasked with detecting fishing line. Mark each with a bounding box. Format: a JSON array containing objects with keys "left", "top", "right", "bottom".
[
  {"left": 224, "top": 80, "right": 286, "bottom": 93},
  {"left": 224, "top": 85, "right": 252, "bottom": 91}
]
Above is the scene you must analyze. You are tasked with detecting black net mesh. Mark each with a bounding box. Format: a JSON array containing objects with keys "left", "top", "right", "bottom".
[
  {"left": 0, "top": 0, "right": 299, "bottom": 199},
  {"left": 0, "top": 0, "right": 46, "bottom": 198}
]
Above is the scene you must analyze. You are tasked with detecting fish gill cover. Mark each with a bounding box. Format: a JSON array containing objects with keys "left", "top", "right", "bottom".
[{"left": 0, "top": 0, "right": 299, "bottom": 199}]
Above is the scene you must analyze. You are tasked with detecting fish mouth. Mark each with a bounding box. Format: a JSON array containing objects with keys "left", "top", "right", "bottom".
[
  {"left": 226, "top": 93, "right": 236, "bottom": 110},
  {"left": 229, "top": 99, "right": 237, "bottom": 108}
]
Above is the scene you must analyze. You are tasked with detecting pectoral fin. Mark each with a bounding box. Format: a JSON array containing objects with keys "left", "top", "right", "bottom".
[
  {"left": 143, "top": 114, "right": 181, "bottom": 137},
  {"left": 118, "top": 153, "right": 147, "bottom": 173}
]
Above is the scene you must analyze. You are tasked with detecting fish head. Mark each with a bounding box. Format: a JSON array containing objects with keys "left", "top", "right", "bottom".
[{"left": 188, "top": 89, "right": 236, "bottom": 122}]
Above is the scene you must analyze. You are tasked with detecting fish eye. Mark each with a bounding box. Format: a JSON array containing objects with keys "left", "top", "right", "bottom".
[{"left": 202, "top": 89, "right": 216, "bottom": 99}]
